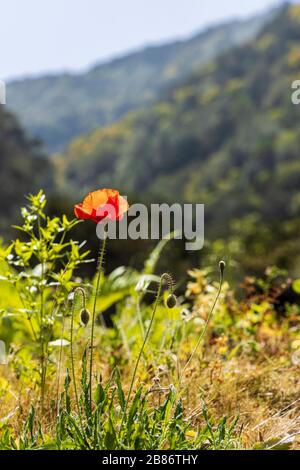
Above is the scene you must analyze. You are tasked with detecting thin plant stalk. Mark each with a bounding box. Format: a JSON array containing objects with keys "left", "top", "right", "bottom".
[
  {"left": 56, "top": 313, "right": 66, "bottom": 408},
  {"left": 55, "top": 258, "right": 72, "bottom": 405},
  {"left": 14, "top": 283, "right": 38, "bottom": 342},
  {"left": 181, "top": 262, "right": 225, "bottom": 376},
  {"left": 70, "top": 287, "right": 86, "bottom": 434},
  {"left": 119, "top": 273, "right": 170, "bottom": 437},
  {"left": 38, "top": 214, "right": 47, "bottom": 409},
  {"left": 89, "top": 233, "right": 107, "bottom": 405}
]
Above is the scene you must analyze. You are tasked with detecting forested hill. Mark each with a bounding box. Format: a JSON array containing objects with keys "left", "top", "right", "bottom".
[
  {"left": 57, "top": 4, "right": 300, "bottom": 271},
  {"left": 0, "top": 106, "right": 52, "bottom": 233},
  {"left": 6, "top": 9, "right": 272, "bottom": 153}
]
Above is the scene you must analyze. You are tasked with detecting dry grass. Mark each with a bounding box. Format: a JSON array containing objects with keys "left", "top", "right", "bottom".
[
  {"left": 1, "top": 337, "right": 300, "bottom": 449},
  {"left": 178, "top": 357, "right": 300, "bottom": 449}
]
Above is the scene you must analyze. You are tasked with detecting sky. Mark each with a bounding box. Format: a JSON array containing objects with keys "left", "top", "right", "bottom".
[{"left": 0, "top": 0, "right": 283, "bottom": 81}]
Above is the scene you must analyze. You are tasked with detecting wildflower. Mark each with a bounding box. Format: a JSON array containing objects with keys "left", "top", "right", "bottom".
[
  {"left": 74, "top": 189, "right": 129, "bottom": 407},
  {"left": 74, "top": 188, "right": 129, "bottom": 224}
]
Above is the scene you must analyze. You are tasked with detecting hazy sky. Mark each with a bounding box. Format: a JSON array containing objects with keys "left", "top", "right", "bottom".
[{"left": 1, "top": 0, "right": 282, "bottom": 80}]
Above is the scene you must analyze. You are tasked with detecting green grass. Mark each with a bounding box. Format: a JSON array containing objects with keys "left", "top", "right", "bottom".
[{"left": 1, "top": 192, "right": 300, "bottom": 450}]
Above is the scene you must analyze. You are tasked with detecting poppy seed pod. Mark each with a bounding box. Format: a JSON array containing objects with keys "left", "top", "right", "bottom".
[
  {"left": 219, "top": 260, "right": 226, "bottom": 276},
  {"left": 166, "top": 294, "right": 177, "bottom": 309},
  {"left": 80, "top": 308, "right": 90, "bottom": 326}
]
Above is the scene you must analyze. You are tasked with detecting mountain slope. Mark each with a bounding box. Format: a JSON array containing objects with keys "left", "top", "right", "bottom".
[
  {"left": 58, "top": 4, "right": 300, "bottom": 270},
  {"left": 0, "top": 106, "right": 52, "bottom": 233},
  {"left": 7, "top": 10, "right": 272, "bottom": 153}
]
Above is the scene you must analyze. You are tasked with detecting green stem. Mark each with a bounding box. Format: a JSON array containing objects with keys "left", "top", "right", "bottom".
[
  {"left": 181, "top": 268, "right": 224, "bottom": 376},
  {"left": 70, "top": 287, "right": 86, "bottom": 435},
  {"left": 119, "top": 273, "right": 167, "bottom": 438},
  {"left": 38, "top": 213, "right": 47, "bottom": 409},
  {"left": 55, "top": 259, "right": 72, "bottom": 405},
  {"left": 14, "top": 281, "right": 38, "bottom": 342},
  {"left": 89, "top": 235, "right": 107, "bottom": 405},
  {"left": 56, "top": 313, "right": 66, "bottom": 408}
]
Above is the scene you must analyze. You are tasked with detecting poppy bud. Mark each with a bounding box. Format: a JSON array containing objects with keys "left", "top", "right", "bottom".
[
  {"left": 166, "top": 294, "right": 177, "bottom": 309},
  {"left": 80, "top": 308, "right": 90, "bottom": 326},
  {"left": 219, "top": 260, "right": 226, "bottom": 276}
]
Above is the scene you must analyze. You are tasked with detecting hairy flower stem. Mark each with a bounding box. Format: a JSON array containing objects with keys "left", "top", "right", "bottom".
[
  {"left": 38, "top": 213, "right": 47, "bottom": 410},
  {"left": 181, "top": 262, "right": 225, "bottom": 376},
  {"left": 70, "top": 287, "right": 86, "bottom": 435},
  {"left": 55, "top": 258, "right": 72, "bottom": 407},
  {"left": 89, "top": 234, "right": 107, "bottom": 406},
  {"left": 56, "top": 315, "right": 65, "bottom": 409},
  {"left": 119, "top": 273, "right": 170, "bottom": 438}
]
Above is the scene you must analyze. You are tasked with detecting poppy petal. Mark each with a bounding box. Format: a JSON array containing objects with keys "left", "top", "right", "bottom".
[
  {"left": 74, "top": 188, "right": 129, "bottom": 224},
  {"left": 74, "top": 203, "right": 93, "bottom": 219}
]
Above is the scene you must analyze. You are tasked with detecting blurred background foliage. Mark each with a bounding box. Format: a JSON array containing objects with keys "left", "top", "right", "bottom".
[
  {"left": 1, "top": 3, "right": 300, "bottom": 282},
  {"left": 7, "top": 9, "right": 270, "bottom": 153}
]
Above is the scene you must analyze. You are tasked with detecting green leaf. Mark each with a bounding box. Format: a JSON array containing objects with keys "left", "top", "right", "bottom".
[
  {"left": 292, "top": 279, "right": 300, "bottom": 294},
  {"left": 114, "top": 368, "right": 125, "bottom": 411},
  {"left": 94, "top": 383, "right": 105, "bottom": 406}
]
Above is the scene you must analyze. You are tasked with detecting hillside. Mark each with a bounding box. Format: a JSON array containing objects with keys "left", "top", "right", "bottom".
[
  {"left": 0, "top": 106, "right": 52, "bottom": 233},
  {"left": 58, "top": 4, "right": 300, "bottom": 272},
  {"left": 6, "top": 11, "right": 272, "bottom": 153}
]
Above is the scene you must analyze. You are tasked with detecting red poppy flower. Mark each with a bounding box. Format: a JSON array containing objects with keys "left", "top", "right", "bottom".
[{"left": 74, "top": 189, "right": 129, "bottom": 224}]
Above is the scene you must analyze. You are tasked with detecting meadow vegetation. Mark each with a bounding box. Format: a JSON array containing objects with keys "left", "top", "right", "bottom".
[{"left": 1, "top": 192, "right": 300, "bottom": 450}]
